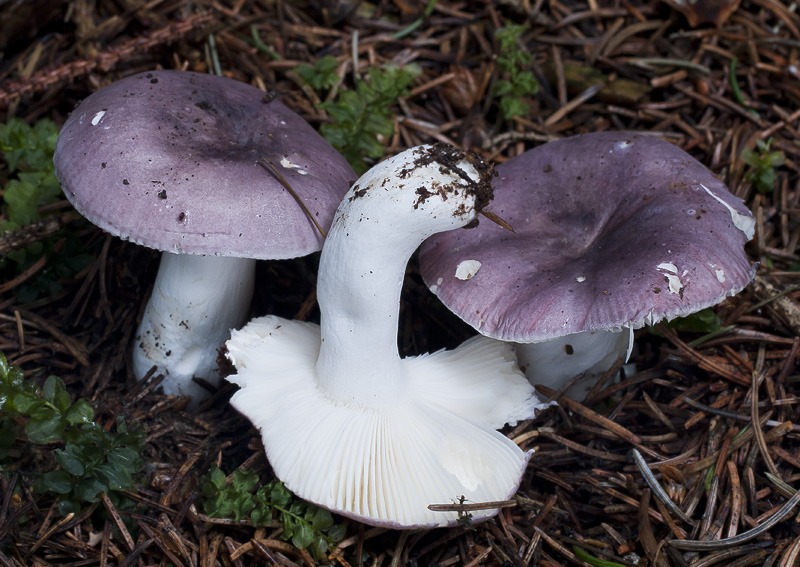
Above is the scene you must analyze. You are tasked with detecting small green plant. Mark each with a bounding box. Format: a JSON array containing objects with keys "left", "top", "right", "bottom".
[
  {"left": 663, "top": 307, "right": 722, "bottom": 334},
  {"left": 0, "top": 352, "right": 146, "bottom": 515},
  {"left": 742, "top": 138, "right": 785, "bottom": 194},
  {"left": 0, "top": 118, "right": 61, "bottom": 231},
  {"left": 493, "top": 24, "right": 539, "bottom": 120},
  {"left": 0, "top": 118, "right": 95, "bottom": 301},
  {"left": 295, "top": 56, "right": 341, "bottom": 92},
  {"left": 651, "top": 307, "right": 733, "bottom": 348},
  {"left": 202, "top": 465, "right": 346, "bottom": 560},
  {"left": 316, "top": 64, "right": 421, "bottom": 174}
]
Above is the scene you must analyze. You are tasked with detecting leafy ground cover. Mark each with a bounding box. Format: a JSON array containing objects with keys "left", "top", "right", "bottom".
[{"left": 1, "top": 0, "right": 800, "bottom": 565}]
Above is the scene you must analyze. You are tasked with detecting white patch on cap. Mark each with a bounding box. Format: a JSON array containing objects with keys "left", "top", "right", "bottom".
[
  {"left": 437, "top": 277, "right": 443, "bottom": 285},
  {"left": 455, "top": 260, "right": 481, "bottom": 280},
  {"left": 91, "top": 111, "right": 106, "bottom": 126},
  {"left": 657, "top": 262, "right": 683, "bottom": 294},
  {"left": 715, "top": 269, "right": 726, "bottom": 283},
  {"left": 429, "top": 284, "right": 439, "bottom": 293},
  {"left": 280, "top": 157, "right": 308, "bottom": 175},
  {"left": 700, "top": 184, "right": 755, "bottom": 240},
  {"left": 617, "top": 140, "right": 632, "bottom": 150},
  {"left": 657, "top": 262, "right": 677, "bottom": 273},
  {"left": 576, "top": 275, "right": 586, "bottom": 283}
]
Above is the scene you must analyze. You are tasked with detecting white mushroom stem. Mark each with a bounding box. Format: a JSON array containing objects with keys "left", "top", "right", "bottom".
[
  {"left": 133, "top": 253, "right": 255, "bottom": 401},
  {"left": 225, "top": 145, "right": 544, "bottom": 527},
  {"left": 516, "top": 327, "right": 634, "bottom": 400},
  {"left": 316, "top": 147, "right": 483, "bottom": 406}
]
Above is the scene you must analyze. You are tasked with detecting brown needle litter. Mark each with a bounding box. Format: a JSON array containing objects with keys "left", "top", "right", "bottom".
[{"left": 6, "top": 0, "right": 800, "bottom": 565}]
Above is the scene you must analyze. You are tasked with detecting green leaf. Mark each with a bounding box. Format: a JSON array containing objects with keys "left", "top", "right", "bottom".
[
  {"left": 0, "top": 118, "right": 99, "bottom": 301},
  {"left": 232, "top": 493, "right": 256, "bottom": 521},
  {"left": 25, "top": 413, "right": 65, "bottom": 444},
  {"left": 282, "top": 512, "right": 299, "bottom": 539},
  {"left": 75, "top": 423, "right": 108, "bottom": 446},
  {"left": 73, "top": 477, "right": 106, "bottom": 502},
  {"left": 295, "top": 56, "right": 340, "bottom": 91},
  {"left": 55, "top": 444, "right": 86, "bottom": 476},
  {"left": 743, "top": 137, "right": 786, "bottom": 194},
  {"left": 515, "top": 71, "right": 539, "bottom": 95},
  {"left": 310, "top": 536, "right": 329, "bottom": 560},
  {"left": 6, "top": 365, "right": 26, "bottom": 389},
  {"left": 206, "top": 464, "right": 228, "bottom": 493},
  {"left": 328, "top": 524, "right": 347, "bottom": 542},
  {"left": 292, "top": 522, "right": 315, "bottom": 550},
  {"left": 199, "top": 465, "right": 345, "bottom": 548},
  {"left": 116, "top": 416, "right": 130, "bottom": 435},
  {"left": 93, "top": 462, "right": 133, "bottom": 492},
  {"left": 499, "top": 96, "right": 529, "bottom": 120},
  {"left": 307, "top": 506, "right": 334, "bottom": 532},
  {"left": 742, "top": 147, "right": 757, "bottom": 167},
  {"left": 205, "top": 494, "right": 232, "bottom": 518},
  {"left": 77, "top": 439, "right": 105, "bottom": 465},
  {"left": 64, "top": 399, "right": 94, "bottom": 425},
  {"left": 38, "top": 470, "right": 73, "bottom": 494},
  {"left": 107, "top": 446, "right": 143, "bottom": 473},
  {"left": 251, "top": 505, "right": 273, "bottom": 526},
  {"left": 492, "top": 80, "right": 514, "bottom": 97},
  {"left": 0, "top": 352, "right": 145, "bottom": 510},
  {"left": 656, "top": 307, "right": 722, "bottom": 334},
  {"left": 28, "top": 402, "right": 58, "bottom": 422},
  {"left": 11, "top": 391, "right": 42, "bottom": 414},
  {"left": 318, "top": 63, "right": 420, "bottom": 173},
  {"left": 269, "top": 481, "right": 293, "bottom": 508},
  {"left": 492, "top": 25, "right": 538, "bottom": 122},
  {"left": 58, "top": 499, "right": 81, "bottom": 516},
  {"left": 232, "top": 467, "right": 259, "bottom": 493},
  {"left": 3, "top": 171, "right": 61, "bottom": 227},
  {"left": 363, "top": 113, "right": 395, "bottom": 140},
  {"left": 42, "top": 375, "right": 67, "bottom": 407},
  {"left": 0, "top": 353, "right": 10, "bottom": 379},
  {"left": 495, "top": 24, "right": 528, "bottom": 52}
]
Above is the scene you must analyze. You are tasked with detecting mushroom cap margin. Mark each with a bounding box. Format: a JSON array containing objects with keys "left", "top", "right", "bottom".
[
  {"left": 419, "top": 132, "right": 756, "bottom": 342},
  {"left": 54, "top": 70, "right": 356, "bottom": 259}
]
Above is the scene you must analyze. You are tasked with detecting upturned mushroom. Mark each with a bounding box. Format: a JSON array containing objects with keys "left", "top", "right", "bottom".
[
  {"left": 225, "top": 144, "right": 546, "bottom": 528},
  {"left": 420, "top": 132, "right": 755, "bottom": 399},
  {"left": 54, "top": 70, "right": 355, "bottom": 401}
]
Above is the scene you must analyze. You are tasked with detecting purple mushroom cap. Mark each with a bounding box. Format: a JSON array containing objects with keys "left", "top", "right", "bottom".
[
  {"left": 419, "top": 132, "right": 756, "bottom": 342},
  {"left": 54, "top": 70, "right": 356, "bottom": 259}
]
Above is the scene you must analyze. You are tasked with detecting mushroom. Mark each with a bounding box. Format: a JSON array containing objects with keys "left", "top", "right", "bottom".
[
  {"left": 54, "top": 70, "right": 355, "bottom": 401},
  {"left": 513, "top": 329, "right": 634, "bottom": 399},
  {"left": 419, "top": 132, "right": 755, "bottom": 399},
  {"left": 225, "top": 144, "right": 546, "bottom": 528}
]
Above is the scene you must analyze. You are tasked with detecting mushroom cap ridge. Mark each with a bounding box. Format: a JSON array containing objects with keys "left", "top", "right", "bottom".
[
  {"left": 54, "top": 70, "right": 355, "bottom": 259},
  {"left": 419, "top": 132, "right": 756, "bottom": 342}
]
